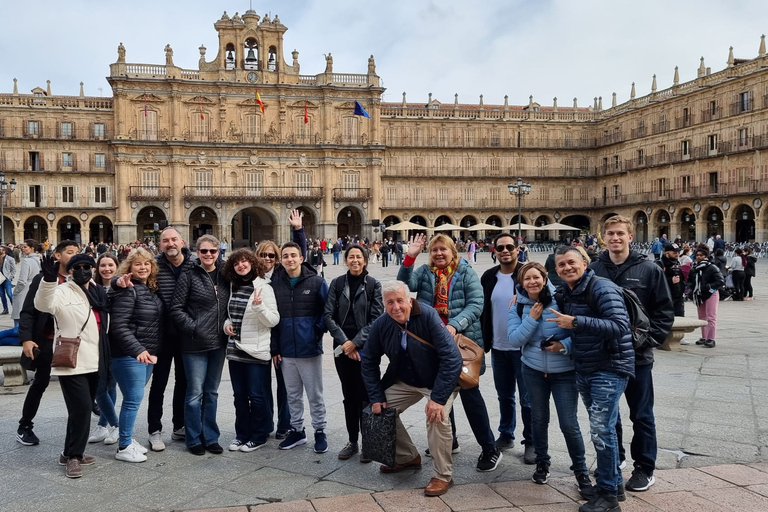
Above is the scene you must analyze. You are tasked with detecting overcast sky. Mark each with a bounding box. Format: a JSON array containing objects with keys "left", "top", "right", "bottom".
[{"left": 1, "top": 0, "right": 765, "bottom": 108}]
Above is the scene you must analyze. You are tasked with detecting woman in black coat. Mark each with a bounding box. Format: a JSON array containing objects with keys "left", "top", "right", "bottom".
[
  {"left": 109, "top": 247, "right": 164, "bottom": 463},
  {"left": 687, "top": 245, "right": 725, "bottom": 348}
]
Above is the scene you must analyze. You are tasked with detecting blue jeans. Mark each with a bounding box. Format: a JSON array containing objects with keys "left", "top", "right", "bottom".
[
  {"left": 112, "top": 357, "right": 154, "bottom": 449},
  {"left": 491, "top": 349, "right": 531, "bottom": 445},
  {"left": 0, "top": 319, "right": 20, "bottom": 346},
  {"left": 576, "top": 371, "right": 629, "bottom": 495},
  {"left": 182, "top": 348, "right": 226, "bottom": 448},
  {"left": 229, "top": 360, "right": 273, "bottom": 444},
  {"left": 0, "top": 280, "right": 12, "bottom": 311},
  {"left": 333, "top": 252, "right": 340, "bottom": 264},
  {"left": 95, "top": 370, "right": 119, "bottom": 427},
  {"left": 522, "top": 365, "right": 587, "bottom": 473},
  {"left": 617, "top": 362, "right": 657, "bottom": 474}
]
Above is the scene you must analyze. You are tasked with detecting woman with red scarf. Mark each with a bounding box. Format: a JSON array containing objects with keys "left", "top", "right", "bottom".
[{"left": 397, "top": 233, "right": 501, "bottom": 472}]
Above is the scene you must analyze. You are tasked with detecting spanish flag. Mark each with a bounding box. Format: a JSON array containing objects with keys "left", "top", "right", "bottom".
[
  {"left": 256, "top": 89, "right": 265, "bottom": 114},
  {"left": 304, "top": 100, "right": 309, "bottom": 124}
]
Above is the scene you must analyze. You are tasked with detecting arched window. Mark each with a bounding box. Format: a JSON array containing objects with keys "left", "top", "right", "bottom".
[
  {"left": 244, "top": 38, "right": 258, "bottom": 70},
  {"left": 225, "top": 43, "right": 236, "bottom": 70},
  {"left": 268, "top": 46, "right": 278, "bottom": 72}
]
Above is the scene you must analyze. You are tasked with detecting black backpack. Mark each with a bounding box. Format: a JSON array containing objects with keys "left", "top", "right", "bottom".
[
  {"left": 333, "top": 275, "right": 376, "bottom": 324},
  {"left": 555, "top": 277, "right": 655, "bottom": 350}
]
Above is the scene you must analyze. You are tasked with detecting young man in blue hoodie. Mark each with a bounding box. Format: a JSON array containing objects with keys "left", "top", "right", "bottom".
[{"left": 270, "top": 242, "right": 329, "bottom": 453}]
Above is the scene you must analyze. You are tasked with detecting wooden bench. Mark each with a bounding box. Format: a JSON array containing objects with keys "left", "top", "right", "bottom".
[
  {"left": 659, "top": 317, "right": 708, "bottom": 351},
  {"left": 0, "top": 346, "right": 27, "bottom": 386}
]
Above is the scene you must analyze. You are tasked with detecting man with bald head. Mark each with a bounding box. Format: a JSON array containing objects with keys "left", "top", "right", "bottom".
[{"left": 146, "top": 227, "right": 196, "bottom": 451}]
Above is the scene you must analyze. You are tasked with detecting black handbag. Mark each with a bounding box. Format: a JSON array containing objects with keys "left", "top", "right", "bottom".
[{"left": 361, "top": 405, "right": 398, "bottom": 468}]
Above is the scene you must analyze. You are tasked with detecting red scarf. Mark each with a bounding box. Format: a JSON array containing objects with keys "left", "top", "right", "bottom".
[{"left": 431, "top": 263, "right": 456, "bottom": 318}]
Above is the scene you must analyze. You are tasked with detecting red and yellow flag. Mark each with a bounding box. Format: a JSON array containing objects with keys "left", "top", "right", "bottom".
[
  {"left": 256, "top": 90, "right": 265, "bottom": 114},
  {"left": 304, "top": 100, "right": 308, "bottom": 124}
]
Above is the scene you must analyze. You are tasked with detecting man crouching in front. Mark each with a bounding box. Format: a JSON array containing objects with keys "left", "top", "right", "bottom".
[{"left": 361, "top": 280, "right": 462, "bottom": 497}]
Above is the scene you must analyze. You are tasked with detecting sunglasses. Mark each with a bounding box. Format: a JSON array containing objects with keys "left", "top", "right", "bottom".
[
  {"left": 497, "top": 244, "right": 517, "bottom": 252},
  {"left": 259, "top": 253, "right": 277, "bottom": 259},
  {"left": 198, "top": 249, "right": 219, "bottom": 255}
]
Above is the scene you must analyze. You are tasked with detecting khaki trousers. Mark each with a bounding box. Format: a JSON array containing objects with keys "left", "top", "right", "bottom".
[{"left": 385, "top": 380, "right": 459, "bottom": 482}]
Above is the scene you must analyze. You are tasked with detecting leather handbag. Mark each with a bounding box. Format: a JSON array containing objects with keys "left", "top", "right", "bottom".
[
  {"left": 406, "top": 329, "right": 484, "bottom": 390},
  {"left": 51, "top": 315, "right": 89, "bottom": 369}
]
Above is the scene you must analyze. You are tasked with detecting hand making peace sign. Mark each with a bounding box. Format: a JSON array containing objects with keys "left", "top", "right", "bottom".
[{"left": 546, "top": 308, "right": 576, "bottom": 329}]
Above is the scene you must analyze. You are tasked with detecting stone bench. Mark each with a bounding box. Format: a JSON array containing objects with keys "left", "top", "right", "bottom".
[
  {"left": 0, "top": 346, "right": 27, "bottom": 386},
  {"left": 659, "top": 317, "right": 708, "bottom": 351}
]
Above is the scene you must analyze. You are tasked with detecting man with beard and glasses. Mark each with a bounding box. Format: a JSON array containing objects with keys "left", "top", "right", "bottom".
[{"left": 480, "top": 233, "right": 534, "bottom": 463}]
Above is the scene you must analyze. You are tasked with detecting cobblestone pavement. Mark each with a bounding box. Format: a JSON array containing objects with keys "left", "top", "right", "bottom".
[{"left": 0, "top": 250, "right": 766, "bottom": 511}]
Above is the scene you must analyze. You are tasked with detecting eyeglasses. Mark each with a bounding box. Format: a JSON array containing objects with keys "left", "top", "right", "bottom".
[
  {"left": 198, "top": 249, "right": 219, "bottom": 255},
  {"left": 259, "top": 253, "right": 277, "bottom": 259},
  {"left": 497, "top": 244, "right": 517, "bottom": 253}
]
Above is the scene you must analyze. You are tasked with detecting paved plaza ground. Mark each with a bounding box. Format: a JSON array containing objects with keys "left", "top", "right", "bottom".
[{"left": 0, "top": 250, "right": 767, "bottom": 511}]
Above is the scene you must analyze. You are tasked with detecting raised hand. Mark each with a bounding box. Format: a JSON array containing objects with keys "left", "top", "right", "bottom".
[
  {"left": 288, "top": 209, "right": 303, "bottom": 230},
  {"left": 529, "top": 302, "right": 544, "bottom": 320},
  {"left": 41, "top": 254, "right": 59, "bottom": 282},
  {"left": 407, "top": 233, "right": 427, "bottom": 259},
  {"left": 546, "top": 308, "right": 576, "bottom": 329}
]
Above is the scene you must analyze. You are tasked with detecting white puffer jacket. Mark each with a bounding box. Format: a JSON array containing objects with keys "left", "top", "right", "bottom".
[
  {"left": 223, "top": 276, "right": 279, "bottom": 362},
  {"left": 34, "top": 280, "right": 103, "bottom": 376}
]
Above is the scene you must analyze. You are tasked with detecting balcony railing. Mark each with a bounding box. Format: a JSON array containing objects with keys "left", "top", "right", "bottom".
[
  {"left": 182, "top": 186, "right": 323, "bottom": 200},
  {"left": 0, "top": 94, "right": 112, "bottom": 109},
  {"left": 0, "top": 125, "right": 111, "bottom": 140},
  {"left": 128, "top": 186, "right": 172, "bottom": 201},
  {"left": 332, "top": 188, "right": 371, "bottom": 200},
  {"left": 4, "top": 194, "right": 114, "bottom": 209},
  {"left": 0, "top": 158, "right": 114, "bottom": 173}
]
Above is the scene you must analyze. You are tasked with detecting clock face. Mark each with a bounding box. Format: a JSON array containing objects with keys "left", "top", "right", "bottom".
[{"left": 247, "top": 72, "right": 258, "bottom": 83}]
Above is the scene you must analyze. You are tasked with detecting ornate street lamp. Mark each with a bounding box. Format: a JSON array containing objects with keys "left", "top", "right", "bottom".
[{"left": 507, "top": 177, "right": 532, "bottom": 242}]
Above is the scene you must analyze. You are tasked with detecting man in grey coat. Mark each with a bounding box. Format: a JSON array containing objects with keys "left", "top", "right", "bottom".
[{"left": 0, "top": 245, "right": 17, "bottom": 314}]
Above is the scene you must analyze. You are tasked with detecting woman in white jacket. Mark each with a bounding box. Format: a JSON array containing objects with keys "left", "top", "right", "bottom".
[{"left": 221, "top": 249, "right": 279, "bottom": 452}]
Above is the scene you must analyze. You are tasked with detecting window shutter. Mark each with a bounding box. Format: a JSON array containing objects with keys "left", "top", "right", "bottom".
[
  {"left": 72, "top": 153, "right": 77, "bottom": 171},
  {"left": 107, "top": 186, "right": 113, "bottom": 205},
  {"left": 38, "top": 121, "right": 43, "bottom": 137},
  {"left": 56, "top": 122, "right": 61, "bottom": 138},
  {"left": 39, "top": 152, "right": 45, "bottom": 171},
  {"left": 56, "top": 153, "right": 61, "bottom": 171},
  {"left": 71, "top": 121, "right": 77, "bottom": 138},
  {"left": 74, "top": 186, "right": 80, "bottom": 206},
  {"left": 22, "top": 121, "right": 28, "bottom": 137}
]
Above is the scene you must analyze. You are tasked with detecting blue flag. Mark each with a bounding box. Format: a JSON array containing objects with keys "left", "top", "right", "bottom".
[{"left": 354, "top": 101, "right": 371, "bottom": 118}]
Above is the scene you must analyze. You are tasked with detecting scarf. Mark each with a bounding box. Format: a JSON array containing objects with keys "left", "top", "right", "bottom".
[
  {"left": 431, "top": 263, "right": 456, "bottom": 318},
  {"left": 691, "top": 259, "right": 710, "bottom": 307},
  {"left": 82, "top": 283, "right": 111, "bottom": 381}
]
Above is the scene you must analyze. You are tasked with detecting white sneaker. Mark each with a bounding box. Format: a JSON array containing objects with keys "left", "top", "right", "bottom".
[
  {"left": 131, "top": 439, "right": 148, "bottom": 454},
  {"left": 115, "top": 443, "right": 147, "bottom": 463},
  {"left": 103, "top": 425, "right": 119, "bottom": 445},
  {"left": 148, "top": 431, "right": 166, "bottom": 452},
  {"left": 679, "top": 338, "right": 691, "bottom": 345},
  {"left": 229, "top": 439, "right": 245, "bottom": 451},
  {"left": 88, "top": 425, "right": 108, "bottom": 443},
  {"left": 619, "top": 460, "right": 627, "bottom": 469}
]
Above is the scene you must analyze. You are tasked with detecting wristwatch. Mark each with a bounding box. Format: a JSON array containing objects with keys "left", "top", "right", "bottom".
[{"left": 571, "top": 317, "right": 578, "bottom": 329}]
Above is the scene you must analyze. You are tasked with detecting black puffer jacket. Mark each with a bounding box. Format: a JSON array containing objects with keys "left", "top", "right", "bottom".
[
  {"left": 108, "top": 279, "right": 164, "bottom": 358},
  {"left": 170, "top": 262, "right": 227, "bottom": 353},
  {"left": 656, "top": 255, "right": 684, "bottom": 300},
  {"left": 155, "top": 248, "right": 196, "bottom": 340},
  {"left": 591, "top": 250, "right": 674, "bottom": 366},
  {"left": 557, "top": 268, "right": 635, "bottom": 377}
]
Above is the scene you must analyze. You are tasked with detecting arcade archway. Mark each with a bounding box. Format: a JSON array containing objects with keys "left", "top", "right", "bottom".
[
  {"left": 136, "top": 206, "right": 167, "bottom": 244},
  {"left": 231, "top": 207, "right": 277, "bottom": 247}
]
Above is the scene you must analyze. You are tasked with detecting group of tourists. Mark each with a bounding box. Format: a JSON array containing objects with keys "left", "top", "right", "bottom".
[{"left": 9, "top": 212, "right": 692, "bottom": 512}]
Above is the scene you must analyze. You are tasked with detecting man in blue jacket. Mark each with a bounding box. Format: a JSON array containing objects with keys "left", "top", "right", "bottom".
[
  {"left": 270, "top": 242, "right": 329, "bottom": 453},
  {"left": 549, "top": 245, "right": 634, "bottom": 512},
  {"left": 362, "top": 280, "right": 461, "bottom": 497},
  {"left": 591, "top": 216, "right": 674, "bottom": 494}
]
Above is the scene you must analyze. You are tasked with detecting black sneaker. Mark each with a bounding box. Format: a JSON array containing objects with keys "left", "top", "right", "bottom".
[
  {"left": 495, "top": 436, "right": 514, "bottom": 451},
  {"left": 576, "top": 473, "right": 594, "bottom": 499},
  {"left": 275, "top": 429, "right": 290, "bottom": 440},
  {"left": 476, "top": 447, "right": 502, "bottom": 472},
  {"left": 425, "top": 439, "right": 459, "bottom": 457},
  {"left": 206, "top": 442, "right": 224, "bottom": 454},
  {"left": 626, "top": 468, "right": 655, "bottom": 491},
  {"left": 617, "top": 483, "right": 626, "bottom": 502},
  {"left": 278, "top": 428, "right": 307, "bottom": 450},
  {"left": 695, "top": 338, "right": 706, "bottom": 345},
  {"left": 532, "top": 461, "right": 550, "bottom": 484},
  {"left": 16, "top": 427, "right": 40, "bottom": 446},
  {"left": 703, "top": 339, "right": 716, "bottom": 348},
  {"left": 578, "top": 491, "right": 619, "bottom": 512}
]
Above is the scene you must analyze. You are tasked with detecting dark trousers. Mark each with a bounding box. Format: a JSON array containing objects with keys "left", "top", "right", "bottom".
[
  {"left": 491, "top": 348, "right": 532, "bottom": 445},
  {"left": 673, "top": 298, "right": 685, "bottom": 317},
  {"left": 744, "top": 274, "right": 754, "bottom": 298},
  {"left": 59, "top": 372, "right": 99, "bottom": 459},
  {"left": 732, "top": 270, "right": 746, "bottom": 301},
  {"left": 616, "top": 363, "right": 657, "bottom": 474},
  {"left": 381, "top": 254, "right": 389, "bottom": 267},
  {"left": 275, "top": 363, "right": 290, "bottom": 433},
  {"left": 229, "top": 360, "right": 273, "bottom": 444},
  {"left": 334, "top": 353, "right": 369, "bottom": 443},
  {"left": 451, "top": 385, "right": 496, "bottom": 452},
  {"left": 147, "top": 345, "right": 187, "bottom": 434},
  {"left": 19, "top": 339, "right": 53, "bottom": 430}
]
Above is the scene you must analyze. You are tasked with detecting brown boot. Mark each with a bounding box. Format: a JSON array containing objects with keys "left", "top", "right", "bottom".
[
  {"left": 424, "top": 477, "right": 453, "bottom": 496},
  {"left": 380, "top": 455, "right": 422, "bottom": 473}
]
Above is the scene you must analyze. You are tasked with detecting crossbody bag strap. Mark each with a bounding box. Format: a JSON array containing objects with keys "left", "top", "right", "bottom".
[
  {"left": 404, "top": 328, "right": 435, "bottom": 350},
  {"left": 52, "top": 310, "right": 90, "bottom": 337}
]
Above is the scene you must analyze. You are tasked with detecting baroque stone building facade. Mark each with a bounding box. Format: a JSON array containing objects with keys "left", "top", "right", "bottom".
[{"left": 0, "top": 10, "right": 767, "bottom": 245}]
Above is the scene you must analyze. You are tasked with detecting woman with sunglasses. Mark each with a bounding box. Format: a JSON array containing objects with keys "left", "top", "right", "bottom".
[
  {"left": 221, "top": 249, "right": 279, "bottom": 452},
  {"left": 323, "top": 244, "right": 383, "bottom": 460},
  {"left": 170, "top": 235, "right": 228, "bottom": 455}
]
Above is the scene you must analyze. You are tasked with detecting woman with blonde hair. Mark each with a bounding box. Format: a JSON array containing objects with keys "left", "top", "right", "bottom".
[
  {"left": 398, "top": 233, "right": 500, "bottom": 472},
  {"left": 109, "top": 247, "right": 164, "bottom": 462}
]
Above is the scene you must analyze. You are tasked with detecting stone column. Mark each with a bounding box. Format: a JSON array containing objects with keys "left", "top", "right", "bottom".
[
  {"left": 169, "top": 159, "right": 189, "bottom": 241},
  {"left": 695, "top": 219, "right": 708, "bottom": 242}
]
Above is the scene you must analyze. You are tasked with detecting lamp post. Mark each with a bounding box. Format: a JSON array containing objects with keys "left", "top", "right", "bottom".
[
  {"left": 507, "top": 177, "right": 532, "bottom": 243},
  {"left": 0, "top": 173, "right": 18, "bottom": 244}
]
